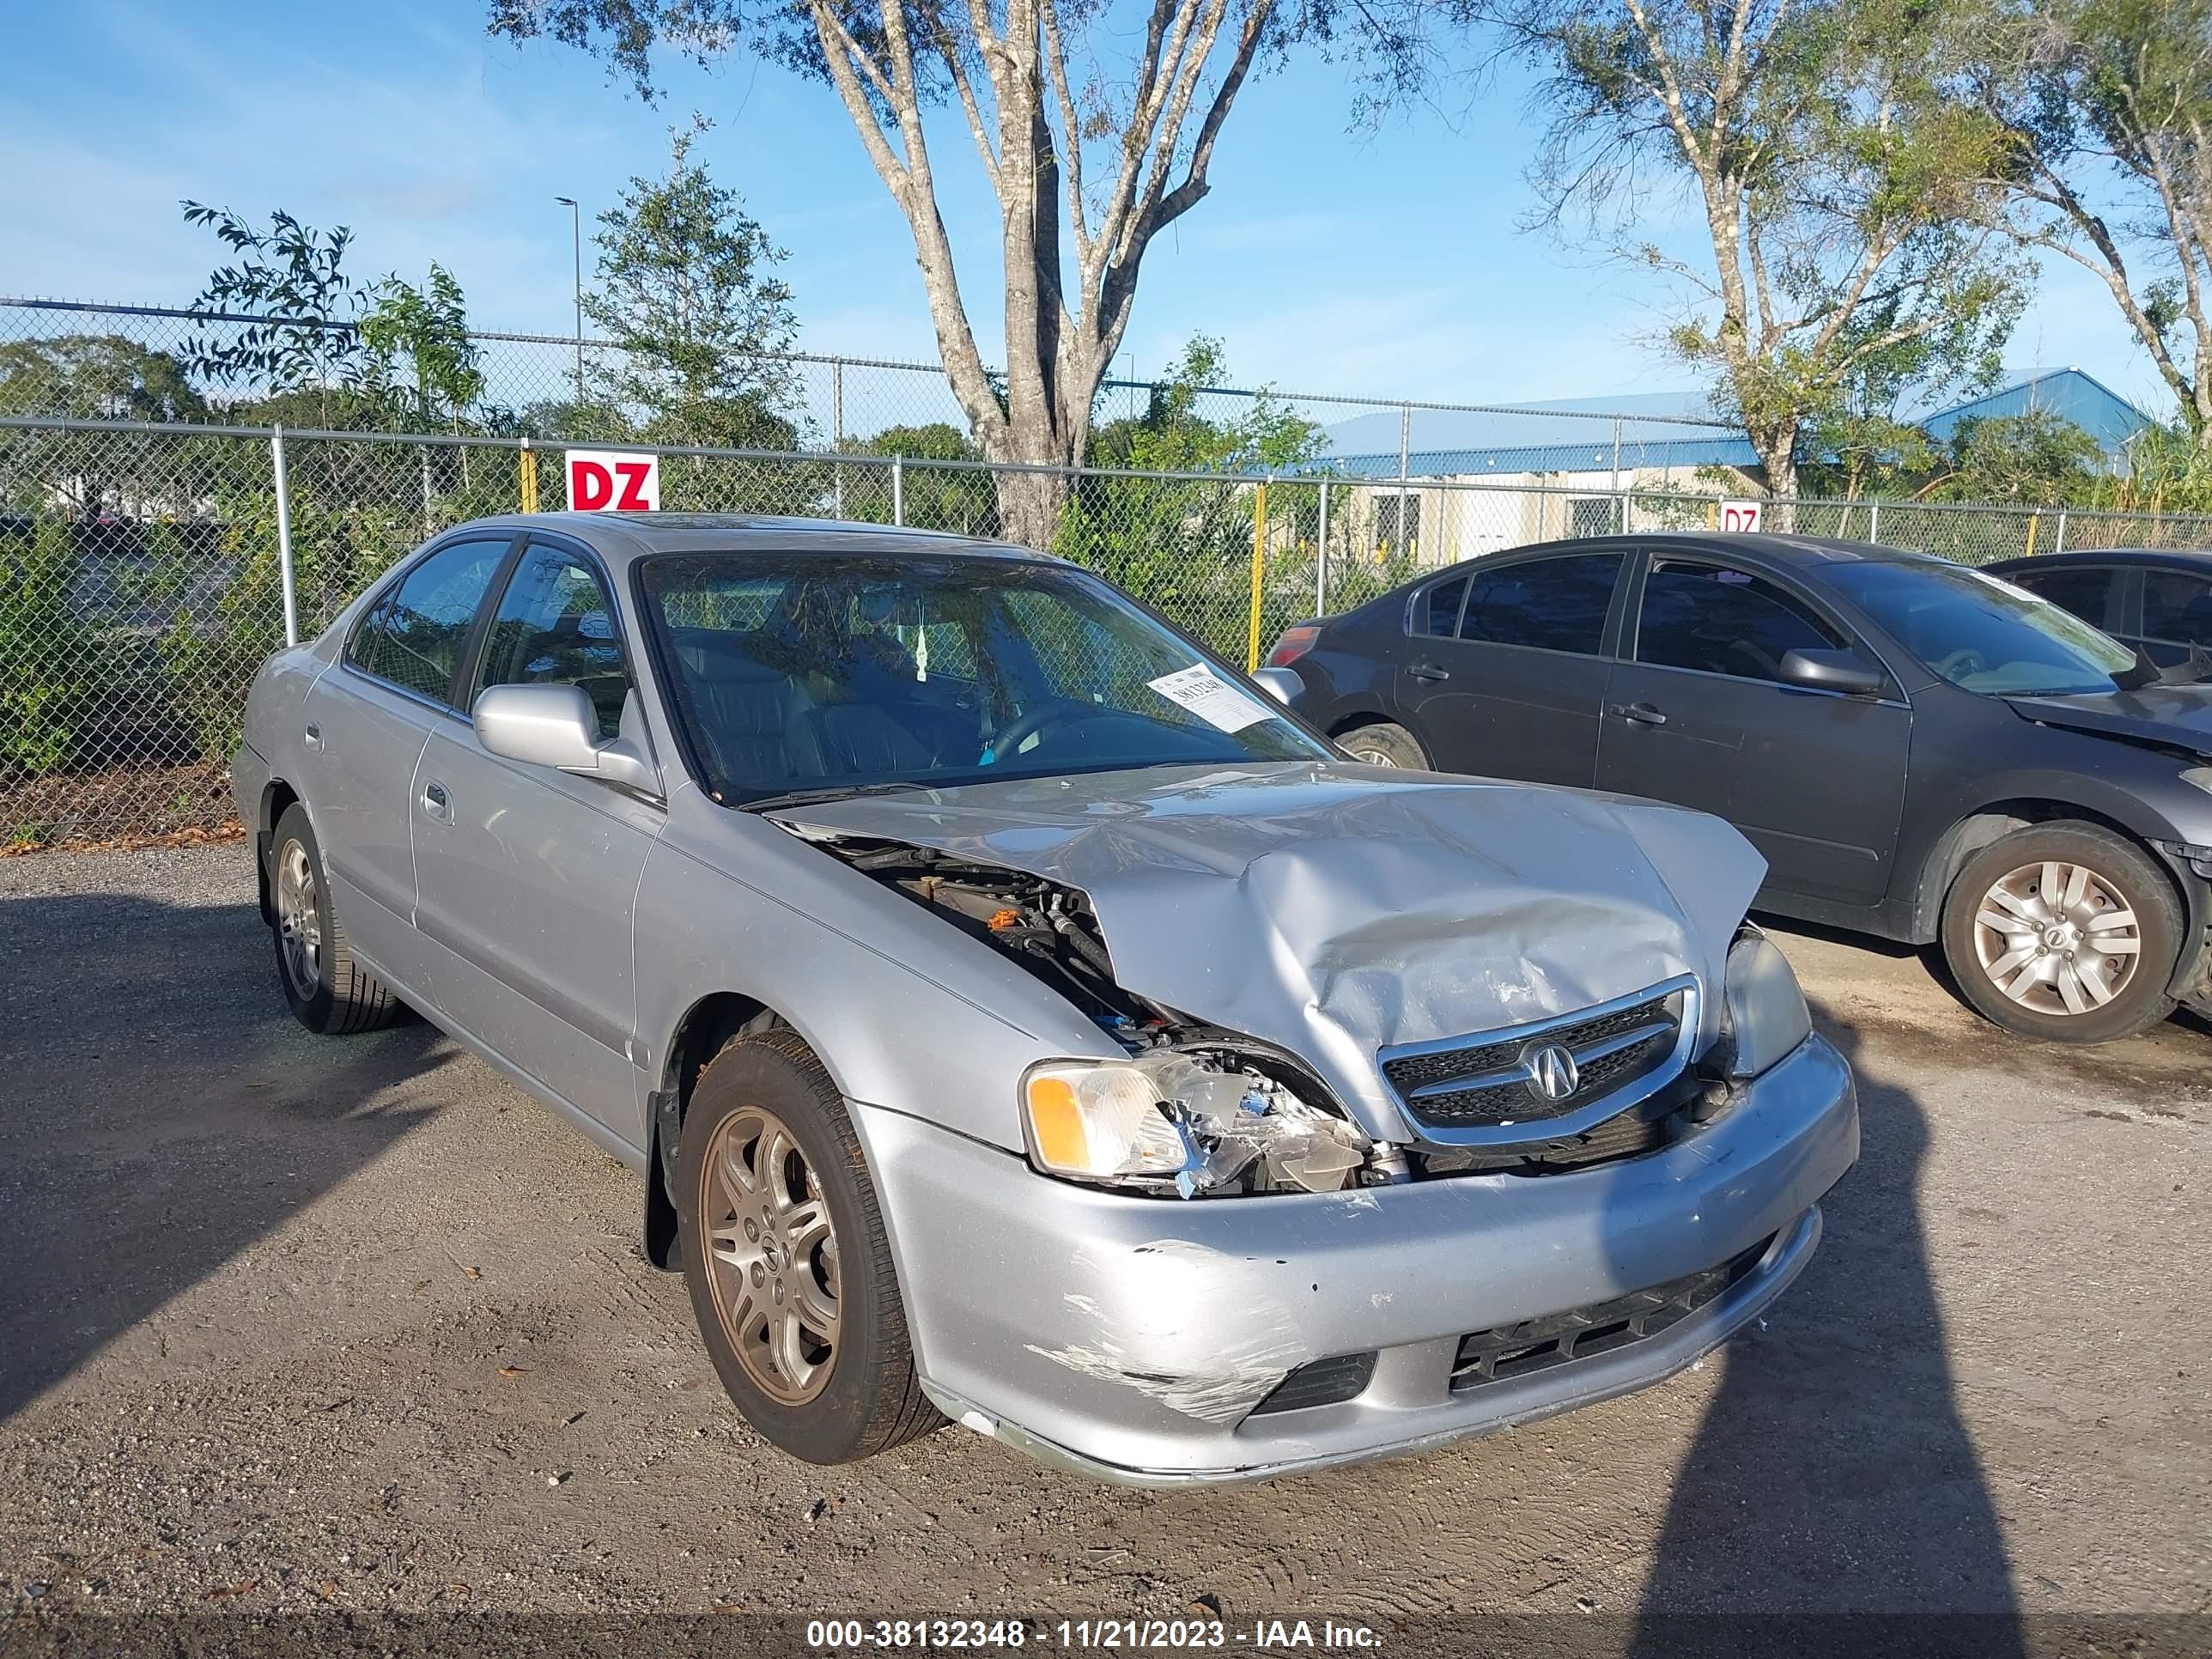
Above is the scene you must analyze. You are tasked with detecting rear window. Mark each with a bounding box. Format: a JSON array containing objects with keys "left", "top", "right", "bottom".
[{"left": 1459, "top": 554, "right": 1623, "bottom": 655}]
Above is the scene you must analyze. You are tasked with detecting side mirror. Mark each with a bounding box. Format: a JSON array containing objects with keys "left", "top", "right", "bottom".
[
  {"left": 1249, "top": 665, "right": 1304, "bottom": 706},
  {"left": 474, "top": 683, "right": 660, "bottom": 795},
  {"left": 1778, "top": 647, "right": 1885, "bottom": 697}
]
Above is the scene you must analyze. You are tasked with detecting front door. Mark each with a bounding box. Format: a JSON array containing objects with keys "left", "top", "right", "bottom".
[
  {"left": 1596, "top": 554, "right": 1911, "bottom": 906},
  {"left": 410, "top": 539, "right": 664, "bottom": 1149},
  {"left": 1396, "top": 550, "right": 1626, "bottom": 788}
]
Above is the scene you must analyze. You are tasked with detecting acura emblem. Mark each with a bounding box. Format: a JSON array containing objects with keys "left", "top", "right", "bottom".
[{"left": 1525, "top": 1042, "right": 1581, "bottom": 1103}]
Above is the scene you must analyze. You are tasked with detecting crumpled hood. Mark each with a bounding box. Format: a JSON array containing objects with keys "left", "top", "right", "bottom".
[
  {"left": 774, "top": 762, "right": 1765, "bottom": 1139},
  {"left": 2006, "top": 685, "right": 2212, "bottom": 754}
]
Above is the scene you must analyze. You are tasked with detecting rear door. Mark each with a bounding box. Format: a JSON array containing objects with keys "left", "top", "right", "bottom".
[
  {"left": 298, "top": 533, "right": 517, "bottom": 993},
  {"left": 409, "top": 536, "right": 663, "bottom": 1149},
  {"left": 1395, "top": 550, "right": 1626, "bottom": 788},
  {"left": 2134, "top": 565, "right": 2212, "bottom": 668},
  {"left": 1596, "top": 553, "right": 1910, "bottom": 906}
]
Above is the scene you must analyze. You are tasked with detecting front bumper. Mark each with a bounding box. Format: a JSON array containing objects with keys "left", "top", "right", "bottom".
[{"left": 856, "top": 1032, "right": 1859, "bottom": 1486}]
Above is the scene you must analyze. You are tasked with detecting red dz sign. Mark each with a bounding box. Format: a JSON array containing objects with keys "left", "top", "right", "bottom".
[{"left": 564, "top": 449, "right": 660, "bottom": 513}]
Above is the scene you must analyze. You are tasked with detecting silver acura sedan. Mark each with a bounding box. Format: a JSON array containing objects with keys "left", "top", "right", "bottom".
[{"left": 232, "top": 512, "right": 1859, "bottom": 1486}]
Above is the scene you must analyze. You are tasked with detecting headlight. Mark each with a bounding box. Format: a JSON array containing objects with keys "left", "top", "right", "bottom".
[
  {"left": 1023, "top": 1062, "right": 1187, "bottom": 1181},
  {"left": 2180, "top": 766, "right": 2212, "bottom": 796},
  {"left": 1722, "top": 931, "right": 1812, "bottom": 1078},
  {"left": 1021, "top": 1051, "right": 1368, "bottom": 1197}
]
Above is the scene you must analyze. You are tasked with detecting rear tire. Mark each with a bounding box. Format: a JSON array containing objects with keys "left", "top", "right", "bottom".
[
  {"left": 1939, "top": 820, "right": 2180, "bottom": 1043},
  {"left": 269, "top": 805, "right": 399, "bottom": 1036},
  {"left": 677, "top": 1030, "right": 940, "bottom": 1464},
  {"left": 1338, "top": 720, "right": 1428, "bottom": 769}
]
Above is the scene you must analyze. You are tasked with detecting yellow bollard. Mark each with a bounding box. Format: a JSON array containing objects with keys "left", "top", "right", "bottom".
[
  {"left": 2024, "top": 513, "right": 2039, "bottom": 558},
  {"left": 519, "top": 445, "right": 538, "bottom": 514},
  {"left": 1247, "top": 482, "right": 1269, "bottom": 672}
]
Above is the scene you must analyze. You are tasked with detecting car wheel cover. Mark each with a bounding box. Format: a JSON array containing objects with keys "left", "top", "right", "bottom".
[
  {"left": 1972, "top": 860, "right": 2143, "bottom": 1018},
  {"left": 1349, "top": 738, "right": 1401, "bottom": 767},
  {"left": 700, "top": 1105, "right": 842, "bottom": 1405},
  {"left": 276, "top": 839, "right": 322, "bottom": 996}
]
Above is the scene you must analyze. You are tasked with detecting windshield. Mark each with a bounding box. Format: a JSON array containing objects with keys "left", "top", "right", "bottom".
[
  {"left": 1823, "top": 560, "right": 2146, "bottom": 697},
  {"left": 639, "top": 552, "right": 1329, "bottom": 805}
]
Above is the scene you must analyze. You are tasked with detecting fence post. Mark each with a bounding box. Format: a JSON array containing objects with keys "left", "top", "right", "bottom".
[
  {"left": 1869, "top": 499, "right": 1881, "bottom": 544},
  {"left": 271, "top": 423, "right": 299, "bottom": 648},
  {"left": 892, "top": 453, "right": 905, "bottom": 526},
  {"left": 2055, "top": 510, "right": 2069, "bottom": 554},
  {"left": 519, "top": 438, "right": 538, "bottom": 514},
  {"left": 832, "top": 361, "right": 846, "bottom": 520},
  {"left": 1248, "top": 480, "right": 1270, "bottom": 672},
  {"left": 1316, "top": 478, "right": 1330, "bottom": 615}
]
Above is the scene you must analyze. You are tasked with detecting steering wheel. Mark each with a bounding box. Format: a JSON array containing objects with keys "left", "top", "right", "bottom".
[
  {"left": 1934, "top": 647, "right": 1989, "bottom": 681},
  {"left": 984, "top": 697, "right": 1095, "bottom": 762}
]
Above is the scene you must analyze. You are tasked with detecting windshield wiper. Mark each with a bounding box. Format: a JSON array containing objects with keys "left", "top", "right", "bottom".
[{"left": 735, "top": 781, "right": 937, "bottom": 814}]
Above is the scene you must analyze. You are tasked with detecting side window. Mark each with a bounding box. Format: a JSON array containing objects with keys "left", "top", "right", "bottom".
[
  {"left": 1635, "top": 560, "right": 1849, "bottom": 683},
  {"left": 2140, "top": 568, "right": 2212, "bottom": 647},
  {"left": 473, "top": 544, "right": 632, "bottom": 739},
  {"left": 348, "top": 538, "right": 511, "bottom": 704},
  {"left": 1418, "top": 575, "right": 1468, "bottom": 637},
  {"left": 2012, "top": 565, "right": 2118, "bottom": 629},
  {"left": 1459, "top": 553, "right": 1624, "bottom": 655}
]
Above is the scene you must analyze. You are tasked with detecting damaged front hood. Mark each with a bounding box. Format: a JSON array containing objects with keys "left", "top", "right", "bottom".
[
  {"left": 774, "top": 762, "right": 1765, "bottom": 1139},
  {"left": 2005, "top": 685, "right": 2212, "bottom": 755}
]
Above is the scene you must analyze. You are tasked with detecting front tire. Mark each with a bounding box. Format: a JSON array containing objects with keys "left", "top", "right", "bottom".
[
  {"left": 677, "top": 1030, "right": 939, "bottom": 1464},
  {"left": 1338, "top": 720, "right": 1428, "bottom": 769},
  {"left": 269, "top": 805, "right": 399, "bottom": 1036},
  {"left": 1939, "top": 821, "right": 2180, "bottom": 1042}
]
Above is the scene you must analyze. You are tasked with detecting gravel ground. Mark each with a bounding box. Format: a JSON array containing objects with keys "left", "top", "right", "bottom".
[{"left": 0, "top": 843, "right": 2206, "bottom": 1630}]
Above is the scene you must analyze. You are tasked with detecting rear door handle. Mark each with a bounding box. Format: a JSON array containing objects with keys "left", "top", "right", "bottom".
[
  {"left": 1409, "top": 663, "right": 1451, "bottom": 683},
  {"left": 420, "top": 780, "right": 452, "bottom": 822},
  {"left": 303, "top": 721, "right": 322, "bottom": 750},
  {"left": 1610, "top": 702, "right": 1668, "bottom": 726}
]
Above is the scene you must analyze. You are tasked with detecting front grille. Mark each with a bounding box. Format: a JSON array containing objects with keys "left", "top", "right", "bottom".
[
  {"left": 1379, "top": 990, "right": 1683, "bottom": 1130},
  {"left": 1248, "top": 1351, "right": 1378, "bottom": 1417},
  {"left": 1449, "top": 1234, "right": 1776, "bottom": 1392}
]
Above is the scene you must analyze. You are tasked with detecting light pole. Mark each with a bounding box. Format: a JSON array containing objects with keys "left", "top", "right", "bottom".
[{"left": 554, "top": 196, "right": 583, "bottom": 406}]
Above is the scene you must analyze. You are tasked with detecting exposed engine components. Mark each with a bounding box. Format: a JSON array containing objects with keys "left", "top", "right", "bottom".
[{"left": 1129, "top": 1048, "right": 1370, "bottom": 1197}]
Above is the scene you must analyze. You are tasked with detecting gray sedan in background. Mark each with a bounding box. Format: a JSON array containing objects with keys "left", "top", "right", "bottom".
[{"left": 232, "top": 513, "right": 1857, "bottom": 1486}]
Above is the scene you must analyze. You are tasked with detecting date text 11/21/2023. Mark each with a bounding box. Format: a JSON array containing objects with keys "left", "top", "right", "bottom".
[{"left": 804, "top": 1620, "right": 1384, "bottom": 1650}]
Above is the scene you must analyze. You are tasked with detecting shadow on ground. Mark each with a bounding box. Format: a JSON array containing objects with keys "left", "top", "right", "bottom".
[
  {"left": 0, "top": 889, "right": 441, "bottom": 1422},
  {"left": 1628, "top": 998, "right": 2022, "bottom": 1651}
]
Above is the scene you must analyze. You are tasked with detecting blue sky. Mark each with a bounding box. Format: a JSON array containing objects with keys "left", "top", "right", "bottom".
[{"left": 0, "top": 0, "right": 2172, "bottom": 419}]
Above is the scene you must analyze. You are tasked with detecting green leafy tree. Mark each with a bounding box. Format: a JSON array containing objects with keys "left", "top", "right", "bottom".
[
  {"left": 844, "top": 422, "right": 1000, "bottom": 533},
  {"left": 584, "top": 119, "right": 804, "bottom": 451},
  {"left": 0, "top": 519, "right": 96, "bottom": 775},
  {"left": 0, "top": 337, "right": 215, "bottom": 520},
  {"left": 1919, "top": 410, "right": 2108, "bottom": 502},
  {"left": 1471, "top": 0, "right": 2025, "bottom": 498},
  {"left": 1975, "top": 0, "right": 2212, "bottom": 440},
  {"left": 179, "top": 203, "right": 368, "bottom": 425},
  {"left": 359, "top": 263, "right": 487, "bottom": 432}
]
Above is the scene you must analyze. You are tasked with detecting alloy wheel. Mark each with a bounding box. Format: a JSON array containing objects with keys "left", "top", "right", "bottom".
[
  {"left": 1972, "top": 860, "right": 2142, "bottom": 1018},
  {"left": 275, "top": 839, "right": 323, "bottom": 996},
  {"left": 699, "top": 1106, "right": 842, "bottom": 1404}
]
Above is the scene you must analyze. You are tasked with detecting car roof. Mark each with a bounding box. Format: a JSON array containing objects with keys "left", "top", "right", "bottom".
[{"left": 447, "top": 512, "right": 1057, "bottom": 568}]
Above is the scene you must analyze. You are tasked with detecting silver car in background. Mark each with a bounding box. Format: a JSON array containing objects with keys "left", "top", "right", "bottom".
[{"left": 232, "top": 513, "right": 1859, "bottom": 1486}]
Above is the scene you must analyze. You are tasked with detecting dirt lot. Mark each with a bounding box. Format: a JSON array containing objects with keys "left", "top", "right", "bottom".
[{"left": 0, "top": 844, "right": 2206, "bottom": 1631}]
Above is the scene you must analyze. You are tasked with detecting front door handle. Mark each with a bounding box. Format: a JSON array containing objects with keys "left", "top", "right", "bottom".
[
  {"left": 303, "top": 721, "right": 322, "bottom": 750},
  {"left": 1610, "top": 701, "right": 1668, "bottom": 726},
  {"left": 421, "top": 780, "right": 452, "bottom": 822},
  {"left": 1409, "top": 663, "right": 1451, "bottom": 683}
]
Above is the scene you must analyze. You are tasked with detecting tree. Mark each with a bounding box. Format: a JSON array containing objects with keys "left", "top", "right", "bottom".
[
  {"left": 486, "top": 0, "right": 1331, "bottom": 547},
  {"left": 179, "top": 203, "right": 368, "bottom": 425},
  {"left": 1919, "top": 410, "right": 2107, "bottom": 501},
  {"left": 584, "top": 119, "right": 804, "bottom": 450},
  {"left": 1976, "top": 0, "right": 2212, "bottom": 441},
  {"left": 844, "top": 421, "right": 1000, "bottom": 532},
  {"left": 1473, "top": 0, "right": 2024, "bottom": 498},
  {"left": 1087, "top": 336, "right": 1329, "bottom": 471},
  {"left": 0, "top": 336, "right": 207, "bottom": 424},
  {"left": 359, "top": 263, "right": 487, "bottom": 432}
]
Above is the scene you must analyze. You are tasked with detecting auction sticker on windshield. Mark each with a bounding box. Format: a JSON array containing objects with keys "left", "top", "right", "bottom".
[{"left": 1147, "top": 663, "right": 1273, "bottom": 732}]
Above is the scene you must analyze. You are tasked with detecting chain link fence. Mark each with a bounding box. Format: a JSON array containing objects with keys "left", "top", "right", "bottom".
[{"left": 9, "top": 414, "right": 2212, "bottom": 849}]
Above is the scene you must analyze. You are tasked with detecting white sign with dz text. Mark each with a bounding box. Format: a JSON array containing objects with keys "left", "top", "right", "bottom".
[
  {"left": 1718, "top": 499, "right": 1764, "bottom": 532},
  {"left": 565, "top": 449, "right": 661, "bottom": 513}
]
